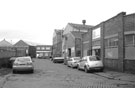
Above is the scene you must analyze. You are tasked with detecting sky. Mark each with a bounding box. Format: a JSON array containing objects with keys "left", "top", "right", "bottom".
[{"left": 0, "top": 0, "right": 135, "bottom": 45}]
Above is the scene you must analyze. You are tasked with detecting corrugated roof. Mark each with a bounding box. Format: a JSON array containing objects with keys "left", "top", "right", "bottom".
[{"left": 0, "top": 39, "right": 13, "bottom": 47}]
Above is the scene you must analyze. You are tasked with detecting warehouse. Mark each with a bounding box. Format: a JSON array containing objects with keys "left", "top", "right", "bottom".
[{"left": 82, "top": 12, "right": 135, "bottom": 73}]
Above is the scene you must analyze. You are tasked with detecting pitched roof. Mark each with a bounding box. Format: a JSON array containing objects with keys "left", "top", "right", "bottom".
[
  {"left": 13, "top": 40, "right": 29, "bottom": 47},
  {"left": 68, "top": 23, "right": 93, "bottom": 30},
  {"left": 55, "top": 29, "right": 63, "bottom": 35},
  {"left": 13, "top": 40, "right": 39, "bottom": 47},
  {"left": 0, "top": 39, "right": 13, "bottom": 47}
]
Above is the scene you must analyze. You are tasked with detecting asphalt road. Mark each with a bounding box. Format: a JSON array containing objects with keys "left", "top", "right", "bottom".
[{"left": 2, "top": 59, "right": 135, "bottom": 88}]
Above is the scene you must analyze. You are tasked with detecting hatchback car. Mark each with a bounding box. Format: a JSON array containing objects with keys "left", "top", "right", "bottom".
[
  {"left": 12, "top": 56, "right": 34, "bottom": 73},
  {"left": 77, "top": 56, "right": 104, "bottom": 73},
  {"left": 67, "top": 57, "right": 81, "bottom": 68}
]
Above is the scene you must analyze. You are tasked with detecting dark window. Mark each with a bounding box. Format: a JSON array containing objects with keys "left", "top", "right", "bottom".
[
  {"left": 68, "top": 48, "right": 71, "bottom": 57},
  {"left": 76, "top": 50, "right": 81, "bottom": 57},
  {"left": 125, "top": 34, "right": 134, "bottom": 46},
  {"left": 105, "top": 37, "right": 118, "bottom": 48}
]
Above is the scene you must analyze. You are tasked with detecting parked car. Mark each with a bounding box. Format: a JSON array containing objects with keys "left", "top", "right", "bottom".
[
  {"left": 12, "top": 56, "right": 34, "bottom": 73},
  {"left": 67, "top": 57, "right": 81, "bottom": 68},
  {"left": 77, "top": 56, "right": 104, "bottom": 73},
  {"left": 53, "top": 57, "right": 64, "bottom": 63}
]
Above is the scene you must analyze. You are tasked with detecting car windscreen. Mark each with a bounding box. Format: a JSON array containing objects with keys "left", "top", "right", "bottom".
[
  {"left": 17, "top": 58, "right": 31, "bottom": 62},
  {"left": 89, "top": 56, "right": 100, "bottom": 61}
]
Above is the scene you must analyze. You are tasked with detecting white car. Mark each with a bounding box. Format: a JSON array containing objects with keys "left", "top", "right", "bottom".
[
  {"left": 13, "top": 56, "right": 34, "bottom": 73},
  {"left": 67, "top": 57, "right": 81, "bottom": 68},
  {"left": 77, "top": 56, "right": 104, "bottom": 73},
  {"left": 53, "top": 57, "right": 64, "bottom": 63}
]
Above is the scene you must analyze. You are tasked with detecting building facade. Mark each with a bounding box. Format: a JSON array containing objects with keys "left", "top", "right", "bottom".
[
  {"left": 62, "top": 23, "right": 93, "bottom": 59},
  {"left": 82, "top": 12, "right": 135, "bottom": 73},
  {"left": 36, "top": 45, "right": 52, "bottom": 59},
  {"left": 13, "top": 40, "right": 36, "bottom": 58},
  {"left": 52, "top": 29, "right": 63, "bottom": 57}
]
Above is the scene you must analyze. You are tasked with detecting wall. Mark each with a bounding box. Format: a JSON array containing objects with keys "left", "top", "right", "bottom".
[
  {"left": 82, "top": 33, "right": 90, "bottom": 56},
  {"left": 103, "top": 12, "right": 125, "bottom": 71},
  {"left": 124, "top": 13, "right": 135, "bottom": 72}
]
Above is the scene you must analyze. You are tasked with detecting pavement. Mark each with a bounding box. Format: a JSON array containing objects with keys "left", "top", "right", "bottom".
[{"left": 95, "top": 70, "right": 135, "bottom": 83}]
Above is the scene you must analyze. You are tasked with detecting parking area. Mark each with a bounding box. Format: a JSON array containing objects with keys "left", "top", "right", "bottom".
[{"left": 0, "top": 59, "right": 135, "bottom": 88}]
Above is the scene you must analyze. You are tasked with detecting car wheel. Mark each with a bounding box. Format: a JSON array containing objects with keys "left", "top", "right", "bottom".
[
  {"left": 30, "top": 69, "right": 34, "bottom": 73},
  {"left": 84, "top": 66, "right": 89, "bottom": 73},
  {"left": 53, "top": 60, "right": 56, "bottom": 63},
  {"left": 100, "top": 68, "right": 104, "bottom": 72},
  {"left": 13, "top": 70, "right": 17, "bottom": 74}
]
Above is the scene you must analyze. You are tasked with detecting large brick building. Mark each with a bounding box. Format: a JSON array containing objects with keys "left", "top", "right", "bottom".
[
  {"left": 82, "top": 12, "right": 135, "bottom": 73},
  {"left": 53, "top": 12, "right": 135, "bottom": 73}
]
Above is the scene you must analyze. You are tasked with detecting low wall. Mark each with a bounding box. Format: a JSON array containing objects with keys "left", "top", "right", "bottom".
[
  {"left": 124, "top": 59, "right": 135, "bottom": 74},
  {"left": 104, "top": 58, "right": 119, "bottom": 71},
  {"left": 0, "top": 57, "right": 10, "bottom": 68}
]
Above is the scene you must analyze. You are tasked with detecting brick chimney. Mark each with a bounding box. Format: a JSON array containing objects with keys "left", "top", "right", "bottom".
[{"left": 82, "top": 20, "right": 86, "bottom": 25}]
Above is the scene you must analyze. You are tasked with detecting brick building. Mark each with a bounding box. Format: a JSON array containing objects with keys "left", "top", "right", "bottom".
[
  {"left": 62, "top": 23, "right": 93, "bottom": 59},
  {"left": 82, "top": 12, "right": 135, "bottom": 73},
  {"left": 36, "top": 45, "right": 52, "bottom": 59}
]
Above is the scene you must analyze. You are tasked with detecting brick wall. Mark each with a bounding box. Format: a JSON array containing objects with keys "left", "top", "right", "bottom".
[{"left": 124, "top": 14, "right": 135, "bottom": 32}]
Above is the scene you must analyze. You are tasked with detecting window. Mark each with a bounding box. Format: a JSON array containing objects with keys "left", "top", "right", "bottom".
[
  {"left": 125, "top": 34, "right": 134, "bottom": 46},
  {"left": 46, "top": 47, "right": 51, "bottom": 50},
  {"left": 45, "top": 53, "right": 48, "bottom": 56},
  {"left": 41, "top": 47, "right": 45, "bottom": 50},
  {"left": 37, "top": 47, "right": 40, "bottom": 50},
  {"left": 105, "top": 37, "right": 118, "bottom": 48},
  {"left": 76, "top": 50, "right": 81, "bottom": 57}
]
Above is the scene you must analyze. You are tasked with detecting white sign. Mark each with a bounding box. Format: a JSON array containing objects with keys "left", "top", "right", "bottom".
[
  {"left": 92, "top": 28, "right": 101, "bottom": 39},
  {"left": 71, "top": 47, "right": 75, "bottom": 52}
]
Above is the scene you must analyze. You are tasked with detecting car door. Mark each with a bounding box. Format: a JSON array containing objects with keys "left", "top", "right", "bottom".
[
  {"left": 81, "top": 57, "right": 87, "bottom": 69},
  {"left": 68, "top": 58, "right": 72, "bottom": 66},
  {"left": 79, "top": 57, "right": 85, "bottom": 69}
]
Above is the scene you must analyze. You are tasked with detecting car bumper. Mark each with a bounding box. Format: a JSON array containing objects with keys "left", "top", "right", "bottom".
[
  {"left": 88, "top": 66, "right": 104, "bottom": 70},
  {"left": 53, "top": 59, "right": 64, "bottom": 63},
  {"left": 13, "top": 66, "right": 34, "bottom": 71}
]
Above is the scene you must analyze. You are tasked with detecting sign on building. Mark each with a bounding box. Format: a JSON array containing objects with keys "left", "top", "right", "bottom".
[{"left": 92, "top": 27, "right": 101, "bottom": 39}]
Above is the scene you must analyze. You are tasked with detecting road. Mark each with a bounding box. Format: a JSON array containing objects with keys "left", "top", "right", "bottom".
[{"left": 2, "top": 59, "right": 135, "bottom": 88}]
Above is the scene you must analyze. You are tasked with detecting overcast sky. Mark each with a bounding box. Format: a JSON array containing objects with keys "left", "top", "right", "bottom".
[{"left": 0, "top": 0, "right": 134, "bottom": 45}]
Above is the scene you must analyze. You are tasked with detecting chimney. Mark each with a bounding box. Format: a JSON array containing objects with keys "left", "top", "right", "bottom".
[{"left": 82, "top": 20, "right": 86, "bottom": 25}]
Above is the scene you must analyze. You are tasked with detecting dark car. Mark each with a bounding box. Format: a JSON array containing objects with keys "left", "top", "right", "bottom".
[{"left": 53, "top": 57, "right": 64, "bottom": 63}]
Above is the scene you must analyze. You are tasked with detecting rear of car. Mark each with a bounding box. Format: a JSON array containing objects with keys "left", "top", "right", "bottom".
[
  {"left": 86, "top": 56, "right": 104, "bottom": 72},
  {"left": 68, "top": 57, "right": 80, "bottom": 68},
  {"left": 53, "top": 57, "right": 64, "bottom": 63},
  {"left": 13, "top": 56, "right": 34, "bottom": 73}
]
